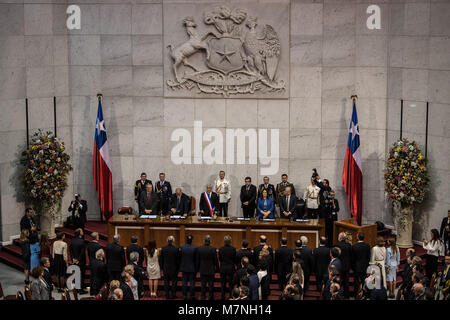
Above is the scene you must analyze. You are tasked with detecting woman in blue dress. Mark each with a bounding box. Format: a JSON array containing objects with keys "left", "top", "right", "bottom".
[
  {"left": 29, "top": 232, "right": 41, "bottom": 271},
  {"left": 257, "top": 190, "right": 274, "bottom": 220},
  {"left": 385, "top": 238, "right": 400, "bottom": 299}
]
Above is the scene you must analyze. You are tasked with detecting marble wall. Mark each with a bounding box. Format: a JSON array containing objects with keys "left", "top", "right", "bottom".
[{"left": 0, "top": 0, "right": 449, "bottom": 243}]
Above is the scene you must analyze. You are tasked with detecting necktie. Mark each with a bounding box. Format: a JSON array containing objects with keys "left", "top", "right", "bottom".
[
  {"left": 246, "top": 185, "right": 249, "bottom": 193},
  {"left": 177, "top": 197, "right": 180, "bottom": 210},
  {"left": 147, "top": 193, "right": 150, "bottom": 201}
]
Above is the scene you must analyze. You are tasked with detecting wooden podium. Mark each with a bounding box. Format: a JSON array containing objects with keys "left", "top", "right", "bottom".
[{"left": 333, "top": 218, "right": 377, "bottom": 247}]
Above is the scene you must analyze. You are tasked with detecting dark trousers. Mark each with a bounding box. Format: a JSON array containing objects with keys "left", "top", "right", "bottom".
[
  {"left": 303, "top": 272, "right": 310, "bottom": 292},
  {"left": 242, "top": 205, "right": 254, "bottom": 218},
  {"left": 220, "top": 272, "right": 234, "bottom": 298},
  {"left": 217, "top": 202, "right": 228, "bottom": 217},
  {"left": 78, "top": 264, "right": 86, "bottom": 289},
  {"left": 316, "top": 272, "right": 326, "bottom": 292},
  {"left": 425, "top": 254, "right": 438, "bottom": 278},
  {"left": 164, "top": 273, "right": 177, "bottom": 298},
  {"left": 277, "top": 271, "right": 288, "bottom": 291},
  {"left": 160, "top": 199, "right": 170, "bottom": 215},
  {"left": 108, "top": 270, "right": 121, "bottom": 282},
  {"left": 200, "top": 274, "right": 215, "bottom": 300},
  {"left": 306, "top": 208, "right": 319, "bottom": 219},
  {"left": 182, "top": 272, "right": 196, "bottom": 299},
  {"left": 353, "top": 271, "right": 366, "bottom": 296},
  {"left": 325, "top": 218, "right": 335, "bottom": 245},
  {"left": 341, "top": 271, "right": 349, "bottom": 298}
]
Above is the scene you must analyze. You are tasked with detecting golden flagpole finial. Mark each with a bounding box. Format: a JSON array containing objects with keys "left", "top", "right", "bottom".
[{"left": 97, "top": 93, "right": 103, "bottom": 100}]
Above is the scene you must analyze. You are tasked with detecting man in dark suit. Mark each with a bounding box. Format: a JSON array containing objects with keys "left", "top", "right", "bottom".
[
  {"left": 129, "top": 251, "right": 146, "bottom": 299},
  {"left": 160, "top": 235, "right": 180, "bottom": 299},
  {"left": 139, "top": 183, "right": 160, "bottom": 215},
  {"left": 199, "top": 184, "right": 219, "bottom": 216},
  {"left": 134, "top": 172, "right": 152, "bottom": 213},
  {"left": 313, "top": 236, "right": 330, "bottom": 292},
  {"left": 253, "top": 235, "right": 273, "bottom": 272},
  {"left": 299, "top": 236, "right": 314, "bottom": 292},
  {"left": 236, "top": 240, "right": 253, "bottom": 265},
  {"left": 275, "top": 237, "right": 293, "bottom": 291},
  {"left": 279, "top": 186, "right": 297, "bottom": 220},
  {"left": 89, "top": 249, "right": 107, "bottom": 296},
  {"left": 40, "top": 257, "right": 53, "bottom": 300},
  {"left": 275, "top": 174, "right": 296, "bottom": 206},
  {"left": 105, "top": 234, "right": 126, "bottom": 281},
  {"left": 219, "top": 235, "right": 236, "bottom": 299},
  {"left": 170, "top": 187, "right": 190, "bottom": 216},
  {"left": 351, "top": 232, "right": 371, "bottom": 296},
  {"left": 20, "top": 208, "right": 37, "bottom": 233},
  {"left": 240, "top": 177, "right": 257, "bottom": 218},
  {"left": 179, "top": 234, "right": 197, "bottom": 300},
  {"left": 68, "top": 194, "right": 88, "bottom": 231},
  {"left": 329, "top": 247, "right": 343, "bottom": 275},
  {"left": 196, "top": 235, "right": 219, "bottom": 300},
  {"left": 232, "top": 256, "right": 249, "bottom": 289},
  {"left": 335, "top": 232, "right": 352, "bottom": 298},
  {"left": 126, "top": 235, "right": 144, "bottom": 267},
  {"left": 440, "top": 210, "right": 450, "bottom": 254},
  {"left": 155, "top": 172, "right": 173, "bottom": 215},
  {"left": 87, "top": 232, "right": 102, "bottom": 266},
  {"left": 70, "top": 228, "right": 87, "bottom": 294}
]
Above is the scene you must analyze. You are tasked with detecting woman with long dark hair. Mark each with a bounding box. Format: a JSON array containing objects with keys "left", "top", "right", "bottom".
[
  {"left": 145, "top": 240, "right": 160, "bottom": 298},
  {"left": 19, "top": 229, "right": 31, "bottom": 284},
  {"left": 423, "top": 229, "right": 442, "bottom": 278},
  {"left": 52, "top": 232, "right": 68, "bottom": 292}
]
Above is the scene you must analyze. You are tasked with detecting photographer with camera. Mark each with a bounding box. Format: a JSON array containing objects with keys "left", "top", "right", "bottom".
[
  {"left": 68, "top": 193, "right": 88, "bottom": 231},
  {"left": 303, "top": 169, "right": 321, "bottom": 219}
]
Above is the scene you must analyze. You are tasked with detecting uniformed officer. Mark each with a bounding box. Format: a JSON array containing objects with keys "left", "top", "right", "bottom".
[
  {"left": 214, "top": 170, "right": 231, "bottom": 217},
  {"left": 155, "top": 173, "right": 172, "bottom": 215},
  {"left": 275, "top": 174, "right": 296, "bottom": 205},
  {"left": 134, "top": 172, "right": 152, "bottom": 213},
  {"left": 304, "top": 177, "right": 321, "bottom": 219},
  {"left": 258, "top": 176, "right": 276, "bottom": 201}
]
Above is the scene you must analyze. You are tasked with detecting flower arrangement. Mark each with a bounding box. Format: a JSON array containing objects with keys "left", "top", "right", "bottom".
[{"left": 20, "top": 130, "right": 72, "bottom": 217}]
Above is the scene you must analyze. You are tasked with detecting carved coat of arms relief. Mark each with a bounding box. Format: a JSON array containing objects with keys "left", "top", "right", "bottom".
[{"left": 166, "top": 6, "right": 286, "bottom": 97}]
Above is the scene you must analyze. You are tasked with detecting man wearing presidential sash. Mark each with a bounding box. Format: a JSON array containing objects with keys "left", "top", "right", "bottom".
[
  {"left": 199, "top": 184, "right": 219, "bottom": 217},
  {"left": 155, "top": 173, "right": 172, "bottom": 215},
  {"left": 214, "top": 171, "right": 231, "bottom": 217}
]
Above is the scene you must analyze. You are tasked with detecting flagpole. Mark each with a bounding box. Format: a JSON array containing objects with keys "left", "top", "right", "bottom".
[
  {"left": 97, "top": 93, "right": 104, "bottom": 223},
  {"left": 350, "top": 94, "right": 361, "bottom": 225}
]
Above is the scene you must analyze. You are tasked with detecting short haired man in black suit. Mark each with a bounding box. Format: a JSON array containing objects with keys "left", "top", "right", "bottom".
[
  {"left": 351, "top": 232, "right": 371, "bottom": 296},
  {"left": 236, "top": 240, "right": 253, "bottom": 266},
  {"left": 180, "top": 234, "right": 197, "bottom": 300},
  {"left": 170, "top": 187, "right": 190, "bottom": 216},
  {"left": 240, "top": 177, "right": 257, "bottom": 218},
  {"left": 329, "top": 247, "right": 342, "bottom": 275},
  {"left": 279, "top": 186, "right": 297, "bottom": 220},
  {"left": 68, "top": 194, "right": 88, "bottom": 231},
  {"left": 299, "top": 236, "right": 314, "bottom": 292},
  {"left": 334, "top": 232, "right": 352, "bottom": 298},
  {"left": 160, "top": 235, "right": 180, "bottom": 299},
  {"left": 197, "top": 235, "right": 219, "bottom": 300},
  {"left": 134, "top": 172, "right": 152, "bottom": 213},
  {"left": 199, "top": 184, "right": 219, "bottom": 216},
  {"left": 129, "top": 251, "right": 146, "bottom": 299},
  {"left": 87, "top": 232, "right": 102, "bottom": 266},
  {"left": 139, "top": 184, "right": 160, "bottom": 215},
  {"left": 313, "top": 236, "right": 330, "bottom": 292},
  {"left": 70, "top": 228, "right": 87, "bottom": 294},
  {"left": 219, "top": 235, "right": 237, "bottom": 300},
  {"left": 232, "top": 256, "right": 249, "bottom": 289},
  {"left": 275, "top": 237, "right": 293, "bottom": 292},
  {"left": 253, "top": 235, "right": 273, "bottom": 272},
  {"left": 40, "top": 257, "right": 53, "bottom": 300},
  {"left": 90, "top": 249, "right": 107, "bottom": 296},
  {"left": 20, "top": 208, "right": 37, "bottom": 233},
  {"left": 126, "top": 235, "right": 144, "bottom": 267},
  {"left": 106, "top": 234, "right": 126, "bottom": 281}
]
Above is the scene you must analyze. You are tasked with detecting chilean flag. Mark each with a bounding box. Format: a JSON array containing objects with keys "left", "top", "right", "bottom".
[
  {"left": 342, "top": 100, "right": 363, "bottom": 225},
  {"left": 93, "top": 98, "right": 113, "bottom": 220}
]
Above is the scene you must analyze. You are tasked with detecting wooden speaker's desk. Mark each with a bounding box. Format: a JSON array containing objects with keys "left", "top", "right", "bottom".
[
  {"left": 108, "top": 215, "right": 325, "bottom": 250},
  {"left": 333, "top": 218, "right": 377, "bottom": 247}
]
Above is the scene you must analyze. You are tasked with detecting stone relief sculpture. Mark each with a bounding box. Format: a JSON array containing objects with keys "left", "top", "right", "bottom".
[{"left": 166, "top": 6, "right": 285, "bottom": 97}]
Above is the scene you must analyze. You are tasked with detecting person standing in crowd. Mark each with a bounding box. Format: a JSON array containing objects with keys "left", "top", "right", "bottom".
[
  {"left": 304, "top": 177, "right": 321, "bottom": 219},
  {"left": 257, "top": 260, "right": 270, "bottom": 300},
  {"left": 258, "top": 176, "right": 276, "bottom": 203},
  {"left": 134, "top": 172, "right": 152, "bottom": 213},
  {"left": 335, "top": 232, "right": 351, "bottom": 297},
  {"left": 139, "top": 183, "right": 159, "bottom": 215},
  {"left": 257, "top": 189, "right": 275, "bottom": 220},
  {"left": 276, "top": 174, "right": 296, "bottom": 206},
  {"left": 197, "top": 235, "right": 219, "bottom": 300},
  {"left": 240, "top": 177, "right": 257, "bottom": 218},
  {"left": 87, "top": 232, "right": 102, "bottom": 267},
  {"left": 199, "top": 184, "right": 219, "bottom": 217},
  {"left": 120, "top": 269, "right": 137, "bottom": 300},
  {"left": 351, "top": 232, "right": 371, "bottom": 296},
  {"left": 129, "top": 252, "right": 145, "bottom": 299},
  {"left": 170, "top": 187, "right": 190, "bottom": 216},
  {"left": 106, "top": 234, "right": 126, "bottom": 281},
  {"left": 246, "top": 264, "right": 259, "bottom": 300},
  {"left": 20, "top": 208, "right": 37, "bottom": 233},
  {"left": 126, "top": 235, "right": 144, "bottom": 267},
  {"left": 423, "top": 229, "right": 443, "bottom": 278},
  {"left": 385, "top": 238, "right": 400, "bottom": 298},
  {"left": 68, "top": 194, "right": 88, "bottom": 231},
  {"left": 314, "top": 175, "right": 331, "bottom": 219},
  {"left": 179, "top": 235, "right": 197, "bottom": 300},
  {"left": 70, "top": 228, "right": 87, "bottom": 294},
  {"left": 39, "top": 233, "right": 52, "bottom": 266},
  {"left": 313, "top": 236, "right": 330, "bottom": 292},
  {"left": 275, "top": 237, "right": 293, "bottom": 292},
  {"left": 30, "top": 266, "right": 50, "bottom": 300},
  {"left": 40, "top": 257, "right": 53, "bottom": 300},
  {"left": 155, "top": 172, "right": 173, "bottom": 215},
  {"left": 233, "top": 257, "right": 249, "bottom": 289},
  {"left": 19, "top": 229, "right": 31, "bottom": 284},
  {"left": 280, "top": 186, "right": 297, "bottom": 220},
  {"left": 145, "top": 240, "right": 160, "bottom": 298},
  {"left": 440, "top": 210, "right": 450, "bottom": 254},
  {"left": 214, "top": 170, "right": 231, "bottom": 217},
  {"left": 299, "top": 236, "right": 314, "bottom": 292},
  {"left": 236, "top": 240, "right": 253, "bottom": 265},
  {"left": 90, "top": 249, "right": 107, "bottom": 296},
  {"left": 219, "top": 235, "right": 236, "bottom": 300},
  {"left": 160, "top": 235, "right": 180, "bottom": 299},
  {"left": 29, "top": 232, "right": 40, "bottom": 271},
  {"left": 52, "top": 232, "right": 68, "bottom": 293},
  {"left": 329, "top": 247, "right": 342, "bottom": 275},
  {"left": 370, "top": 237, "right": 387, "bottom": 289},
  {"left": 323, "top": 190, "right": 339, "bottom": 244},
  {"left": 253, "top": 235, "right": 273, "bottom": 272}
]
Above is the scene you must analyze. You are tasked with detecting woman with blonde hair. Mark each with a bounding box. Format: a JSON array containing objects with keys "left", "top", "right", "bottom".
[
  {"left": 370, "top": 237, "right": 387, "bottom": 289},
  {"left": 289, "top": 260, "right": 304, "bottom": 289},
  {"left": 385, "top": 238, "right": 400, "bottom": 298}
]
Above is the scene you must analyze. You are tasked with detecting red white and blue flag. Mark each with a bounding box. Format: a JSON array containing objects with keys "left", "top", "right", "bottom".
[
  {"left": 342, "top": 100, "right": 363, "bottom": 225},
  {"left": 93, "top": 99, "right": 113, "bottom": 220}
]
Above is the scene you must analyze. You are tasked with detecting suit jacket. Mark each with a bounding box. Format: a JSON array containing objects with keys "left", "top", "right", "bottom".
[
  {"left": 248, "top": 274, "right": 259, "bottom": 300},
  {"left": 134, "top": 179, "right": 152, "bottom": 201},
  {"left": 120, "top": 281, "right": 135, "bottom": 300},
  {"left": 70, "top": 237, "right": 86, "bottom": 265},
  {"left": 276, "top": 182, "right": 296, "bottom": 204},
  {"left": 232, "top": 267, "right": 248, "bottom": 288},
  {"left": 253, "top": 244, "right": 273, "bottom": 271},
  {"left": 199, "top": 192, "right": 219, "bottom": 216},
  {"left": 126, "top": 243, "right": 145, "bottom": 266},
  {"left": 90, "top": 259, "right": 108, "bottom": 292},
  {"left": 105, "top": 242, "right": 126, "bottom": 272},
  {"left": 20, "top": 215, "right": 36, "bottom": 232},
  {"left": 132, "top": 262, "right": 146, "bottom": 298},
  {"left": 240, "top": 184, "right": 257, "bottom": 209},
  {"left": 68, "top": 200, "right": 88, "bottom": 224},
  {"left": 139, "top": 191, "right": 160, "bottom": 214},
  {"left": 42, "top": 268, "right": 53, "bottom": 300},
  {"left": 257, "top": 184, "right": 276, "bottom": 202},
  {"left": 87, "top": 241, "right": 102, "bottom": 266},
  {"left": 155, "top": 180, "right": 173, "bottom": 201},
  {"left": 441, "top": 217, "right": 449, "bottom": 240},
  {"left": 31, "top": 278, "right": 50, "bottom": 300},
  {"left": 351, "top": 241, "right": 371, "bottom": 273},
  {"left": 313, "top": 245, "right": 331, "bottom": 276},
  {"left": 236, "top": 248, "right": 253, "bottom": 266},
  {"left": 300, "top": 245, "right": 314, "bottom": 275},
  {"left": 330, "top": 257, "right": 343, "bottom": 274},
  {"left": 275, "top": 246, "right": 293, "bottom": 275},
  {"left": 179, "top": 244, "right": 197, "bottom": 273},
  {"left": 279, "top": 194, "right": 298, "bottom": 218},
  {"left": 335, "top": 240, "right": 352, "bottom": 272},
  {"left": 170, "top": 193, "right": 190, "bottom": 215},
  {"left": 219, "top": 244, "right": 236, "bottom": 274},
  {"left": 160, "top": 244, "right": 180, "bottom": 276},
  {"left": 196, "top": 245, "right": 218, "bottom": 275}
]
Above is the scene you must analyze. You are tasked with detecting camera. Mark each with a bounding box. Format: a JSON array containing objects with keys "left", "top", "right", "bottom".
[{"left": 312, "top": 168, "right": 318, "bottom": 179}]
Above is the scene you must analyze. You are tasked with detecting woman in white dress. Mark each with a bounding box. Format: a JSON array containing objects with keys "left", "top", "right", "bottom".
[
  {"left": 145, "top": 240, "right": 160, "bottom": 298},
  {"left": 370, "top": 237, "right": 387, "bottom": 289}
]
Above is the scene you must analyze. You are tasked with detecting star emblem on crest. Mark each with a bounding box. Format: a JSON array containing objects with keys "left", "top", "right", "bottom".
[{"left": 215, "top": 45, "right": 236, "bottom": 64}]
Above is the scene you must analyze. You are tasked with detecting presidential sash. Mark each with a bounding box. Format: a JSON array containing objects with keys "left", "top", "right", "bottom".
[{"left": 203, "top": 192, "right": 215, "bottom": 216}]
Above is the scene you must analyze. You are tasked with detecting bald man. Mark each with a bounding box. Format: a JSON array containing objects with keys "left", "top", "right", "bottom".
[{"left": 170, "top": 187, "right": 190, "bottom": 216}]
